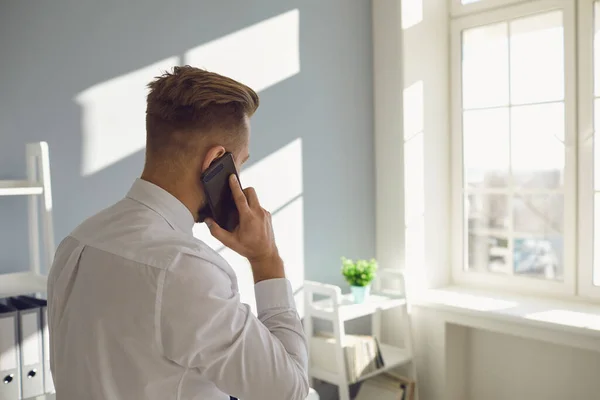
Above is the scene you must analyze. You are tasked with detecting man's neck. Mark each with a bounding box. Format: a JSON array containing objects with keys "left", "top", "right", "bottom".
[{"left": 140, "top": 170, "right": 203, "bottom": 222}]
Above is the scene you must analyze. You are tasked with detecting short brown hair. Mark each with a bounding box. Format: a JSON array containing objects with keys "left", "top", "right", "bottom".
[{"left": 145, "top": 65, "right": 259, "bottom": 159}]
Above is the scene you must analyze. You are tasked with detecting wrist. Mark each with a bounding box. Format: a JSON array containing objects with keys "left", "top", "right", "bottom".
[
  {"left": 249, "top": 252, "right": 285, "bottom": 283},
  {"left": 248, "top": 248, "right": 280, "bottom": 265}
]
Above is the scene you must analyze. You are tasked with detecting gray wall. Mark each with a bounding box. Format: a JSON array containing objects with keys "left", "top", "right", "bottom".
[{"left": 0, "top": 0, "right": 375, "bottom": 287}]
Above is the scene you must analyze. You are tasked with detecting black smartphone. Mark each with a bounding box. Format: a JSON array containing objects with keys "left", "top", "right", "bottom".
[{"left": 201, "top": 152, "right": 242, "bottom": 232}]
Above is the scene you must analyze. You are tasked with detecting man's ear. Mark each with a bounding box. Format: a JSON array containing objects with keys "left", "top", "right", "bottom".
[{"left": 201, "top": 145, "right": 227, "bottom": 173}]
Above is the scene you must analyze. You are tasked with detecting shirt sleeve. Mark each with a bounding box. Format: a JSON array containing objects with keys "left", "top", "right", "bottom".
[{"left": 159, "top": 253, "right": 309, "bottom": 400}]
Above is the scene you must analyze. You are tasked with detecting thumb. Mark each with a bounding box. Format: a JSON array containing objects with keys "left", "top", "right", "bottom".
[{"left": 205, "top": 218, "right": 234, "bottom": 246}]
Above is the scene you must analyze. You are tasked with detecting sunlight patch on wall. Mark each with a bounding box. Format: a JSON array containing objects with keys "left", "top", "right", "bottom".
[
  {"left": 272, "top": 196, "right": 305, "bottom": 315},
  {"left": 402, "top": 0, "right": 423, "bottom": 30},
  {"left": 184, "top": 9, "right": 300, "bottom": 93},
  {"left": 404, "top": 80, "right": 424, "bottom": 139},
  {"left": 240, "top": 138, "right": 303, "bottom": 212},
  {"left": 76, "top": 57, "right": 179, "bottom": 176}
]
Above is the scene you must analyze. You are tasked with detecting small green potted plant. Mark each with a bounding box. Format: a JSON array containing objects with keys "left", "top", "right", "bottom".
[{"left": 341, "top": 257, "right": 378, "bottom": 304}]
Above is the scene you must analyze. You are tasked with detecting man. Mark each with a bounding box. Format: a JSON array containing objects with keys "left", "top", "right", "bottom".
[{"left": 47, "top": 66, "right": 309, "bottom": 400}]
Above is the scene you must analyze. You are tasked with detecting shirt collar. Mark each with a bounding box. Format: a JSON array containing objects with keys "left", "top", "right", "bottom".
[{"left": 126, "top": 178, "right": 195, "bottom": 234}]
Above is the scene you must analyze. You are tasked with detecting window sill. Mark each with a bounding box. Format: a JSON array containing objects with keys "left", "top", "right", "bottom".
[{"left": 413, "top": 286, "right": 600, "bottom": 350}]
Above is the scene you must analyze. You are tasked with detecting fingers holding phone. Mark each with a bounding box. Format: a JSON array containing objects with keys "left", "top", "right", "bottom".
[
  {"left": 243, "top": 186, "right": 260, "bottom": 209},
  {"left": 206, "top": 175, "right": 281, "bottom": 268},
  {"left": 229, "top": 175, "right": 250, "bottom": 215}
]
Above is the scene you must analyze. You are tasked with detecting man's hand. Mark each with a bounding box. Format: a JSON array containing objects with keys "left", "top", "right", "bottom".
[{"left": 205, "top": 175, "right": 284, "bottom": 283}]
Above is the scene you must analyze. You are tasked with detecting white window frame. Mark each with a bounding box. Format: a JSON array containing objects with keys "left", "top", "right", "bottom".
[
  {"left": 578, "top": 0, "right": 599, "bottom": 299},
  {"left": 451, "top": 0, "right": 529, "bottom": 18},
  {"left": 450, "top": 0, "right": 578, "bottom": 296}
]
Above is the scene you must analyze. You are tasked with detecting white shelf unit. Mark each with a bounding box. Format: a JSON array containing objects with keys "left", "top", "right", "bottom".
[
  {"left": 0, "top": 142, "right": 55, "bottom": 297},
  {"left": 0, "top": 181, "right": 44, "bottom": 196},
  {"left": 304, "top": 269, "right": 417, "bottom": 400},
  {"left": 0, "top": 272, "right": 48, "bottom": 298}
]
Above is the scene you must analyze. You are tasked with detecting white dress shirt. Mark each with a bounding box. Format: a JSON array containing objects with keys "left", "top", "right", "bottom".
[{"left": 47, "top": 179, "right": 309, "bottom": 400}]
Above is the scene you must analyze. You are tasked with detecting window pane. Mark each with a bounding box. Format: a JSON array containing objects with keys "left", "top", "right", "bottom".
[
  {"left": 511, "top": 103, "right": 565, "bottom": 189},
  {"left": 513, "top": 194, "right": 563, "bottom": 281},
  {"left": 513, "top": 194, "right": 563, "bottom": 235},
  {"left": 468, "top": 233, "right": 510, "bottom": 274},
  {"left": 462, "top": 23, "right": 509, "bottom": 109},
  {"left": 595, "top": 2, "right": 600, "bottom": 97},
  {"left": 466, "top": 193, "right": 510, "bottom": 273},
  {"left": 513, "top": 237, "right": 563, "bottom": 280},
  {"left": 510, "top": 11, "right": 564, "bottom": 104},
  {"left": 463, "top": 108, "right": 510, "bottom": 188},
  {"left": 468, "top": 193, "right": 510, "bottom": 231}
]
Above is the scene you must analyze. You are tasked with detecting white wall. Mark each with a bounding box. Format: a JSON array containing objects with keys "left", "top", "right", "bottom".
[
  {"left": 401, "top": 0, "right": 451, "bottom": 292},
  {"left": 400, "top": 2, "right": 453, "bottom": 397},
  {"left": 468, "top": 329, "right": 600, "bottom": 400},
  {"left": 411, "top": 306, "right": 600, "bottom": 400},
  {"left": 373, "top": 0, "right": 451, "bottom": 289},
  {"left": 374, "top": 0, "right": 451, "bottom": 398}
]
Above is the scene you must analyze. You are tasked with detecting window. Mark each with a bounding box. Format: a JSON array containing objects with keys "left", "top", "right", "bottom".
[
  {"left": 451, "top": 0, "right": 530, "bottom": 17},
  {"left": 451, "top": 0, "right": 578, "bottom": 295}
]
